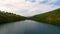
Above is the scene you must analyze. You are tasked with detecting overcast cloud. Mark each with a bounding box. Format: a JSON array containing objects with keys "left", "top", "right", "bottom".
[{"left": 0, "top": 0, "right": 60, "bottom": 16}]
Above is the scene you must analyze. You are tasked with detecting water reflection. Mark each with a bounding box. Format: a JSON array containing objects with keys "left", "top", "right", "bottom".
[{"left": 0, "top": 20, "right": 60, "bottom": 34}]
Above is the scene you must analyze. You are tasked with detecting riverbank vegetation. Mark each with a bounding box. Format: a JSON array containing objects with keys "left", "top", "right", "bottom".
[
  {"left": 31, "top": 8, "right": 60, "bottom": 26},
  {"left": 0, "top": 8, "right": 60, "bottom": 26},
  {"left": 0, "top": 10, "right": 26, "bottom": 24}
]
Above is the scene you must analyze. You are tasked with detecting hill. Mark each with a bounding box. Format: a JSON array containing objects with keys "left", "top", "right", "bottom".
[
  {"left": 0, "top": 11, "right": 26, "bottom": 24},
  {"left": 31, "top": 8, "right": 60, "bottom": 26}
]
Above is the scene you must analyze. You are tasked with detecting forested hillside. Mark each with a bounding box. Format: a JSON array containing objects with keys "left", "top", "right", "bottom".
[
  {"left": 0, "top": 11, "right": 26, "bottom": 24},
  {"left": 31, "top": 8, "right": 60, "bottom": 26}
]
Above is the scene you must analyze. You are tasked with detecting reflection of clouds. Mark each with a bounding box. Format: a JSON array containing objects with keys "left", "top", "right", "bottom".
[
  {"left": 0, "top": 20, "right": 38, "bottom": 34},
  {"left": 0, "top": 20, "right": 60, "bottom": 34}
]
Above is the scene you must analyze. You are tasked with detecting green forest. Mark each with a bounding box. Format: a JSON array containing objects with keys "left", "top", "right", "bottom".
[
  {"left": 0, "top": 8, "right": 60, "bottom": 26},
  {"left": 0, "top": 10, "right": 26, "bottom": 24},
  {"left": 31, "top": 8, "right": 60, "bottom": 26}
]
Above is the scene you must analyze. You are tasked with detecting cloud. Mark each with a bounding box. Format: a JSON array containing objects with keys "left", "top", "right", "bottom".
[{"left": 0, "top": 0, "right": 60, "bottom": 16}]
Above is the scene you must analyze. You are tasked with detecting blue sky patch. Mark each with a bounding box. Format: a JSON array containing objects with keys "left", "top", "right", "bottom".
[
  {"left": 25, "top": 0, "right": 36, "bottom": 2},
  {"left": 53, "top": 0, "right": 60, "bottom": 6},
  {"left": 39, "top": 0, "right": 48, "bottom": 4},
  {"left": 31, "top": 0, "right": 36, "bottom": 2}
]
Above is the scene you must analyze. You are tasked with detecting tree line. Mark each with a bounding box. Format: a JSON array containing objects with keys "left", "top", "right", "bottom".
[{"left": 0, "top": 10, "right": 26, "bottom": 24}]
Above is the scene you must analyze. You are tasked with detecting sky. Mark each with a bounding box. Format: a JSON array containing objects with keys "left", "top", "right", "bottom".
[{"left": 0, "top": 0, "right": 60, "bottom": 17}]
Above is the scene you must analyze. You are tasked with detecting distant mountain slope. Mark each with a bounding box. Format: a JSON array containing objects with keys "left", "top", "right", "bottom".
[
  {"left": 32, "top": 8, "right": 60, "bottom": 26},
  {"left": 0, "top": 11, "right": 26, "bottom": 24}
]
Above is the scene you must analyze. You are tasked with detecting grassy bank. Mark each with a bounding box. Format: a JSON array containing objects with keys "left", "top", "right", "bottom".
[
  {"left": 0, "top": 11, "right": 26, "bottom": 24},
  {"left": 31, "top": 8, "right": 60, "bottom": 26}
]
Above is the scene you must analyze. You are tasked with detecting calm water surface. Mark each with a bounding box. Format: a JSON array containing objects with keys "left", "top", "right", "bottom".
[{"left": 0, "top": 20, "right": 60, "bottom": 34}]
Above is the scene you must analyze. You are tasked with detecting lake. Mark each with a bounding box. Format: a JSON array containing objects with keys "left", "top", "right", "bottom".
[{"left": 0, "top": 20, "right": 60, "bottom": 34}]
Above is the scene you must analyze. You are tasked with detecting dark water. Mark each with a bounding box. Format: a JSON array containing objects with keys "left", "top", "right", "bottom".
[{"left": 0, "top": 20, "right": 60, "bottom": 34}]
